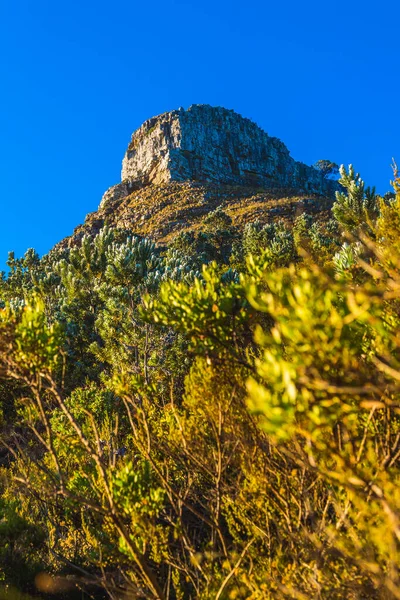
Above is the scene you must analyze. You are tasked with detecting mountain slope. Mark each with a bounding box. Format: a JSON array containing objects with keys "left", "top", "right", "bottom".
[
  {"left": 66, "top": 182, "right": 333, "bottom": 249},
  {"left": 57, "top": 105, "right": 338, "bottom": 249}
]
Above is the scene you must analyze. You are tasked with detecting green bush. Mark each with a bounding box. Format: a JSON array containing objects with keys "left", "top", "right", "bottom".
[{"left": 0, "top": 168, "right": 400, "bottom": 598}]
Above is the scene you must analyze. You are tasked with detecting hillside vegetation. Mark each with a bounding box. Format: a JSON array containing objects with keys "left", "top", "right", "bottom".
[
  {"left": 66, "top": 182, "right": 334, "bottom": 249},
  {"left": 1, "top": 166, "right": 400, "bottom": 599}
]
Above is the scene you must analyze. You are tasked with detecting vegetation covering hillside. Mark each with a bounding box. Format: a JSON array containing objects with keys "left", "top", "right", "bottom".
[
  {"left": 67, "top": 183, "right": 334, "bottom": 248},
  {"left": 1, "top": 166, "right": 400, "bottom": 599}
]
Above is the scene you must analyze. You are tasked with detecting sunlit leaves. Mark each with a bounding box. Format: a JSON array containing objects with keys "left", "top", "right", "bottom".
[
  {"left": 143, "top": 262, "right": 252, "bottom": 354},
  {"left": 0, "top": 297, "right": 62, "bottom": 373}
]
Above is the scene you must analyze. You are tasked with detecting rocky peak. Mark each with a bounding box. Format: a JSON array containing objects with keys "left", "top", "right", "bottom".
[
  {"left": 60, "top": 107, "right": 340, "bottom": 251},
  {"left": 119, "top": 104, "right": 336, "bottom": 193}
]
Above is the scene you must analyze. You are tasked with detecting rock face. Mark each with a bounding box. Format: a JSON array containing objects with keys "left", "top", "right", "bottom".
[
  {"left": 119, "top": 104, "right": 337, "bottom": 195},
  {"left": 60, "top": 105, "right": 339, "bottom": 251}
]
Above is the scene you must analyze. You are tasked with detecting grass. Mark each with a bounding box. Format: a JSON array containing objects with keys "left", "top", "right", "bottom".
[{"left": 61, "top": 183, "right": 334, "bottom": 251}]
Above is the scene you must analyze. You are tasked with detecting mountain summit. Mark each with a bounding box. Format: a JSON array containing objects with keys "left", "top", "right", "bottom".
[
  {"left": 119, "top": 104, "right": 336, "bottom": 194},
  {"left": 63, "top": 106, "right": 338, "bottom": 249}
]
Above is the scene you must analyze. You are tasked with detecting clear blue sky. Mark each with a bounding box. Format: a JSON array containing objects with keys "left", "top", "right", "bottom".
[{"left": 0, "top": 0, "right": 398, "bottom": 264}]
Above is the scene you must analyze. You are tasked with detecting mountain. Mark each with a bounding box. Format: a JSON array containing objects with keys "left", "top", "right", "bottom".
[
  {"left": 3, "top": 105, "right": 399, "bottom": 600},
  {"left": 60, "top": 105, "right": 339, "bottom": 248}
]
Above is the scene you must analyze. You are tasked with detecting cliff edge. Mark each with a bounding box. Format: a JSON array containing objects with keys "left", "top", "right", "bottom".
[
  {"left": 60, "top": 105, "right": 339, "bottom": 249},
  {"left": 117, "top": 104, "right": 336, "bottom": 194}
]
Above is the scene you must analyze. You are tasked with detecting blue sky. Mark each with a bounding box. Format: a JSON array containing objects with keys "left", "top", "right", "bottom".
[{"left": 0, "top": 0, "right": 398, "bottom": 264}]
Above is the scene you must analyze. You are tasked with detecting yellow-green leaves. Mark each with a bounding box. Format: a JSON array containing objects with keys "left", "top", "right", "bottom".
[
  {"left": 0, "top": 297, "right": 62, "bottom": 374},
  {"left": 112, "top": 460, "right": 165, "bottom": 519},
  {"left": 143, "top": 262, "right": 251, "bottom": 354},
  {"left": 244, "top": 265, "right": 385, "bottom": 439},
  {"left": 246, "top": 375, "right": 296, "bottom": 441}
]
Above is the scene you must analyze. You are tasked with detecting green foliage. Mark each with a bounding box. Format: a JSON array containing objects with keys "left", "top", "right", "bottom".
[
  {"left": 169, "top": 206, "right": 236, "bottom": 265},
  {"left": 293, "top": 213, "right": 338, "bottom": 262},
  {"left": 112, "top": 460, "right": 165, "bottom": 519},
  {"left": 0, "top": 297, "right": 62, "bottom": 374},
  {"left": 313, "top": 158, "right": 339, "bottom": 179},
  {"left": 376, "top": 165, "right": 400, "bottom": 261},
  {"left": 1, "top": 169, "right": 400, "bottom": 599},
  {"left": 231, "top": 219, "right": 297, "bottom": 272},
  {"left": 0, "top": 498, "right": 45, "bottom": 586},
  {"left": 333, "top": 241, "right": 362, "bottom": 279},
  {"left": 143, "top": 262, "right": 253, "bottom": 361},
  {"left": 332, "top": 164, "right": 379, "bottom": 232}
]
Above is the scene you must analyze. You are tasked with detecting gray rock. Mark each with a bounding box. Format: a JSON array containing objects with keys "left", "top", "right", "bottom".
[
  {"left": 99, "top": 179, "right": 144, "bottom": 209},
  {"left": 119, "top": 104, "right": 338, "bottom": 196}
]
